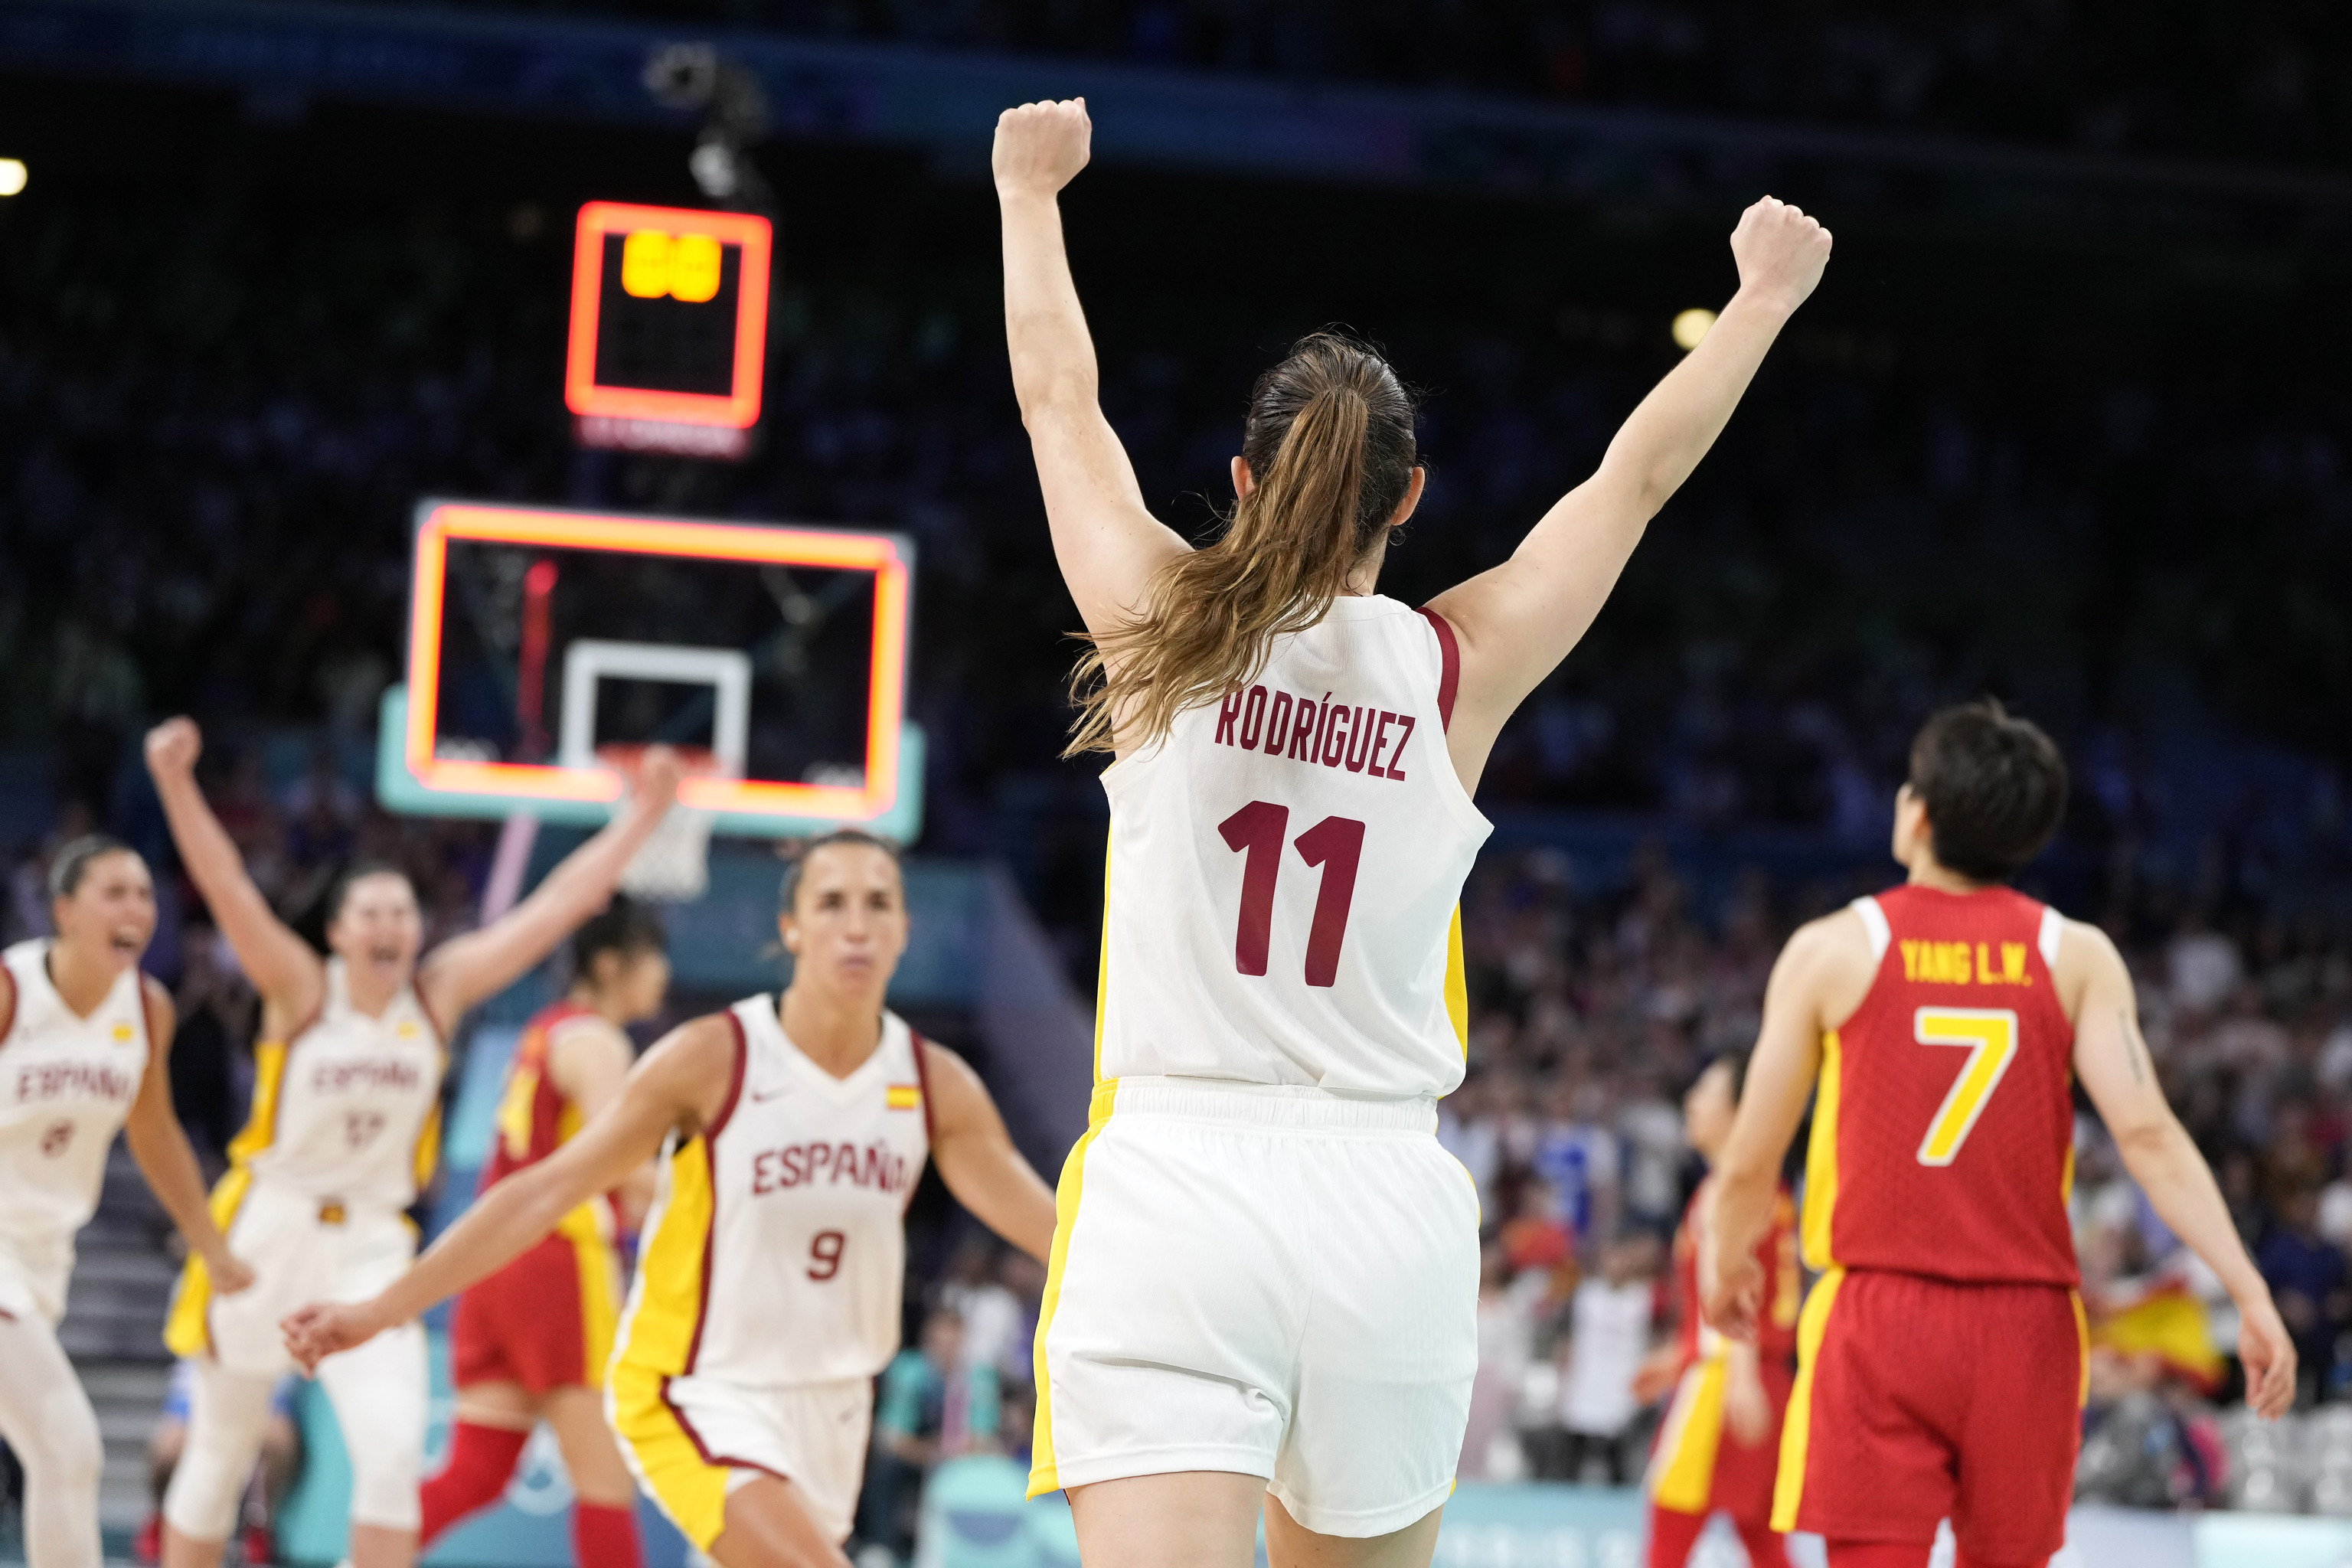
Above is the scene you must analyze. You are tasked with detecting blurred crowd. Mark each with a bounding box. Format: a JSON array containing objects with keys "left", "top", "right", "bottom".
[
  {"left": 1444, "top": 843, "right": 2352, "bottom": 1514},
  {"left": 327, "top": 0, "right": 2352, "bottom": 171}
]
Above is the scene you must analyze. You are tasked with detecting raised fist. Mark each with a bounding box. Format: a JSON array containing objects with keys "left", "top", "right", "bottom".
[
  {"left": 994, "top": 98, "right": 1092, "bottom": 200},
  {"left": 143, "top": 717, "right": 204, "bottom": 779},
  {"left": 1730, "top": 196, "right": 1834, "bottom": 315}
]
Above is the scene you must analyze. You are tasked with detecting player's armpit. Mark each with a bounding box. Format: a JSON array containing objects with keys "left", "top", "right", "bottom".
[{"left": 923, "top": 1042, "right": 1057, "bottom": 1262}]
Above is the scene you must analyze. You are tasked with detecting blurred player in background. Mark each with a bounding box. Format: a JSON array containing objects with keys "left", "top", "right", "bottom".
[
  {"left": 418, "top": 895, "right": 671, "bottom": 1568},
  {"left": 1707, "top": 701, "right": 2297, "bottom": 1568},
  {"left": 996, "top": 95, "right": 1830, "bottom": 1567},
  {"left": 283, "top": 830, "right": 1060, "bottom": 1568},
  {"left": 0, "top": 836, "right": 254, "bottom": 1568},
  {"left": 137, "top": 1361, "right": 301, "bottom": 1567},
  {"left": 144, "top": 719, "right": 679, "bottom": 1568},
  {"left": 1638, "top": 1052, "right": 1795, "bottom": 1568}
]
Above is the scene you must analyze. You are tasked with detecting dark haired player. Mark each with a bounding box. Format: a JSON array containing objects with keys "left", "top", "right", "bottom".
[
  {"left": 143, "top": 717, "right": 680, "bottom": 1568},
  {"left": 420, "top": 896, "right": 674, "bottom": 1568},
  {"left": 1, "top": 836, "right": 254, "bottom": 1568},
  {"left": 284, "top": 830, "right": 1059, "bottom": 1568},
  {"left": 1706, "top": 700, "right": 2294, "bottom": 1568},
  {"left": 1640, "top": 1052, "right": 1797, "bottom": 1568}
]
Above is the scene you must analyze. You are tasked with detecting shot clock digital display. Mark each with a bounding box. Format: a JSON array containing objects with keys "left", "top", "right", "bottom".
[{"left": 565, "top": 202, "right": 773, "bottom": 453}]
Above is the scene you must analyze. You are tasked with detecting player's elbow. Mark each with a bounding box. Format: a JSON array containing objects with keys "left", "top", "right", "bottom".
[
  {"left": 1015, "top": 369, "right": 1099, "bottom": 426},
  {"left": 2109, "top": 1112, "right": 2189, "bottom": 1174}
]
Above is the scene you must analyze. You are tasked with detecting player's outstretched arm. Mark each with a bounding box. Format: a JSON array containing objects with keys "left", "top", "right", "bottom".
[
  {"left": 2066, "top": 922, "right": 2298, "bottom": 1419},
  {"left": 995, "top": 98, "right": 1188, "bottom": 641},
  {"left": 922, "top": 1042, "right": 1057, "bottom": 1262},
  {"left": 1427, "top": 198, "right": 1831, "bottom": 786},
  {"left": 279, "top": 1014, "right": 730, "bottom": 1370},
  {"left": 143, "top": 717, "right": 324, "bottom": 1019},
  {"left": 121, "top": 979, "right": 253, "bottom": 1295},
  {"left": 418, "top": 749, "right": 681, "bottom": 1022},
  {"left": 1706, "top": 909, "right": 1867, "bottom": 1339}
]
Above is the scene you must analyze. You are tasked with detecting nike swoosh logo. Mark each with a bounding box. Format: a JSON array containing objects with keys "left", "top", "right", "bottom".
[{"left": 750, "top": 1085, "right": 792, "bottom": 1102}]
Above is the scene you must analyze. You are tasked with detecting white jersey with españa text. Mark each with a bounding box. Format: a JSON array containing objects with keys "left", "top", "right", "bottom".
[
  {"left": 240, "top": 957, "right": 445, "bottom": 1213},
  {"left": 1096, "top": 596, "right": 1491, "bottom": 1098},
  {"left": 0, "top": 940, "right": 150, "bottom": 1320},
  {"left": 615, "top": 998, "right": 933, "bottom": 1390}
]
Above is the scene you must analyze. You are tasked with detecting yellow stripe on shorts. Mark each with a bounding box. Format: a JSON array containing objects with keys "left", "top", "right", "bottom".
[
  {"left": 609, "top": 1364, "right": 729, "bottom": 1550},
  {"left": 1648, "top": 1360, "right": 1729, "bottom": 1514},
  {"left": 612, "top": 1135, "right": 723, "bottom": 1544},
  {"left": 1028, "top": 1077, "right": 1117, "bottom": 1499},
  {"left": 1771, "top": 1265, "right": 1846, "bottom": 1534},
  {"left": 165, "top": 1038, "right": 292, "bottom": 1357}
]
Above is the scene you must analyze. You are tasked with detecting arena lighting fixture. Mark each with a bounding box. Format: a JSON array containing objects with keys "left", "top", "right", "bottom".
[
  {"left": 0, "top": 160, "right": 26, "bottom": 198},
  {"left": 1671, "top": 308, "right": 1717, "bottom": 350}
]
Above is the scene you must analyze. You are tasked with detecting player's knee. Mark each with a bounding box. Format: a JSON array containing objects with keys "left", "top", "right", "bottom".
[
  {"left": 28, "top": 1392, "right": 103, "bottom": 1493},
  {"left": 348, "top": 1428, "right": 425, "bottom": 1530}
]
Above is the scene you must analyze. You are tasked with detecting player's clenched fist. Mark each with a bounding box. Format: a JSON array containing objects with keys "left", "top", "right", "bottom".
[
  {"left": 1730, "top": 195, "right": 1834, "bottom": 315},
  {"left": 143, "top": 716, "right": 204, "bottom": 779},
  {"left": 994, "top": 98, "right": 1092, "bottom": 199},
  {"left": 281, "top": 1298, "right": 391, "bottom": 1374}
]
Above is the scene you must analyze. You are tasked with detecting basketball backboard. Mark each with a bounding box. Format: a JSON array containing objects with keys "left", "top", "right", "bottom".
[{"left": 376, "top": 500, "right": 921, "bottom": 841}]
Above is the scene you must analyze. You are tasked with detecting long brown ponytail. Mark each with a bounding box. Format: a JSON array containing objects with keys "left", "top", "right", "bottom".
[{"left": 1067, "top": 332, "right": 1419, "bottom": 756}]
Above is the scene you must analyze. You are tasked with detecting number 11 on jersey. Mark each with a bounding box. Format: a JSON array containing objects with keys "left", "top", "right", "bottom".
[{"left": 1219, "top": 801, "right": 1366, "bottom": 987}]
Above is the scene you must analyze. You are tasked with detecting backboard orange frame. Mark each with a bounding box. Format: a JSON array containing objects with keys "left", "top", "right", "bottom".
[
  {"left": 403, "top": 501, "right": 910, "bottom": 824},
  {"left": 564, "top": 202, "right": 773, "bottom": 428}
]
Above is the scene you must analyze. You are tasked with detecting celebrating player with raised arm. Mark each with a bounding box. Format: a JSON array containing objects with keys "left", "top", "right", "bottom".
[
  {"left": 996, "top": 96, "right": 1829, "bottom": 1568},
  {"left": 145, "top": 718, "right": 680, "bottom": 1568},
  {"left": 0, "top": 838, "right": 256, "bottom": 1568},
  {"left": 1706, "top": 701, "right": 2295, "bottom": 1568},
  {"left": 284, "top": 829, "right": 1060, "bottom": 1568}
]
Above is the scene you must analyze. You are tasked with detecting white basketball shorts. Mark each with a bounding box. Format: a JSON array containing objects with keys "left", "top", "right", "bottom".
[
  {"left": 1030, "top": 1076, "right": 1480, "bottom": 1537},
  {"left": 609, "top": 1367, "right": 872, "bottom": 1549}
]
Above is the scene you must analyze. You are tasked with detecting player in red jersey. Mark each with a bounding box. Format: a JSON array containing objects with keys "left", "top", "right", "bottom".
[
  {"left": 417, "top": 897, "right": 671, "bottom": 1568},
  {"left": 1706, "top": 701, "right": 2294, "bottom": 1568},
  {"left": 1639, "top": 1052, "right": 1798, "bottom": 1568}
]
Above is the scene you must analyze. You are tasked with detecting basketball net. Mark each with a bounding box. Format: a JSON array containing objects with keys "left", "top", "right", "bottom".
[{"left": 599, "top": 744, "right": 720, "bottom": 902}]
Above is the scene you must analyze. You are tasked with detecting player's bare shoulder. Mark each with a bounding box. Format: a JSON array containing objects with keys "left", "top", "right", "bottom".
[
  {"left": 632, "top": 1011, "right": 742, "bottom": 1136},
  {"left": 1770, "top": 903, "right": 1880, "bottom": 1030},
  {"left": 2046, "top": 913, "right": 2130, "bottom": 1024}
]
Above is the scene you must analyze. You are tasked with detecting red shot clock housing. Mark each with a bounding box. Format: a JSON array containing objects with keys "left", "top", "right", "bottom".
[{"left": 564, "top": 202, "right": 773, "bottom": 452}]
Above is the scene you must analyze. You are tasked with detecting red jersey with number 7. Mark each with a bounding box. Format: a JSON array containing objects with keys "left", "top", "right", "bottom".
[
  {"left": 1801, "top": 884, "right": 2079, "bottom": 1285},
  {"left": 1093, "top": 597, "right": 1491, "bottom": 1097}
]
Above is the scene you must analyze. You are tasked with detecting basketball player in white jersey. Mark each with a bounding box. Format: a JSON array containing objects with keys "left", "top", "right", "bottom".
[
  {"left": 282, "top": 829, "right": 1059, "bottom": 1568},
  {"left": 142, "top": 717, "right": 681, "bottom": 1568},
  {"left": 994, "top": 99, "right": 1832, "bottom": 1566},
  {"left": 1, "top": 835, "right": 256, "bottom": 1568}
]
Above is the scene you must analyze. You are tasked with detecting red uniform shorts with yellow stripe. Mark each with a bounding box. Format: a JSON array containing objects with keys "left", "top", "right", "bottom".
[
  {"left": 452, "top": 1227, "right": 621, "bottom": 1395},
  {"left": 1775, "top": 1269, "right": 2086, "bottom": 1562},
  {"left": 1645, "top": 1358, "right": 1792, "bottom": 1525}
]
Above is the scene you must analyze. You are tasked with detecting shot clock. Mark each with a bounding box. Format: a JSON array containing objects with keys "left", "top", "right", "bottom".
[{"left": 565, "top": 201, "right": 773, "bottom": 459}]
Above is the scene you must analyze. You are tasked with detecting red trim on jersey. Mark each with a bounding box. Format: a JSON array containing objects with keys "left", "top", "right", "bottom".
[
  {"left": 1416, "top": 607, "right": 1460, "bottom": 731},
  {"left": 661, "top": 1376, "right": 794, "bottom": 1485},
  {"left": 0, "top": 962, "right": 17, "bottom": 1045},
  {"left": 910, "top": 1031, "right": 936, "bottom": 1146},
  {"left": 682, "top": 1014, "right": 747, "bottom": 1377}
]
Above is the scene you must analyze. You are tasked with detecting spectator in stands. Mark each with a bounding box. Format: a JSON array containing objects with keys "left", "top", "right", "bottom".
[
  {"left": 1552, "top": 1232, "right": 1662, "bottom": 1484},
  {"left": 859, "top": 1305, "right": 999, "bottom": 1553}
]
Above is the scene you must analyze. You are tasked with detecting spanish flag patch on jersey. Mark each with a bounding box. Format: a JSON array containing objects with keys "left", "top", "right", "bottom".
[{"left": 886, "top": 1083, "right": 923, "bottom": 1111}]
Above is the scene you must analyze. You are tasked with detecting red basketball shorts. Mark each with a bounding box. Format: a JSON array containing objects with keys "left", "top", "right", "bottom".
[
  {"left": 451, "top": 1228, "right": 622, "bottom": 1396},
  {"left": 1773, "top": 1268, "right": 2086, "bottom": 1563}
]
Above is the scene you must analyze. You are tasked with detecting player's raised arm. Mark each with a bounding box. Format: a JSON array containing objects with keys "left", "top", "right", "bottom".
[
  {"left": 2064, "top": 920, "right": 2297, "bottom": 1419},
  {"left": 1705, "top": 909, "right": 1869, "bottom": 1339},
  {"left": 1428, "top": 198, "right": 1831, "bottom": 785},
  {"left": 143, "top": 717, "right": 324, "bottom": 1017},
  {"left": 416, "top": 750, "right": 682, "bottom": 1021},
  {"left": 921, "top": 1041, "right": 1057, "bottom": 1262},
  {"left": 280, "top": 1014, "right": 733, "bottom": 1370},
  {"left": 995, "top": 98, "right": 1189, "bottom": 640}
]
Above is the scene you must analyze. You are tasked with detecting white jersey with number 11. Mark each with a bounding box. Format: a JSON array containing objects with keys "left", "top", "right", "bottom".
[{"left": 1096, "top": 595, "right": 1490, "bottom": 1098}]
